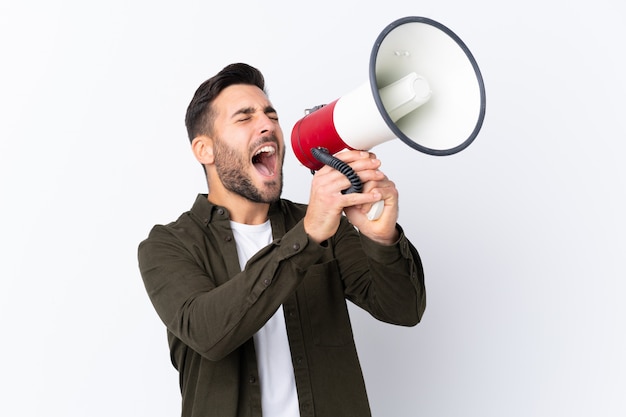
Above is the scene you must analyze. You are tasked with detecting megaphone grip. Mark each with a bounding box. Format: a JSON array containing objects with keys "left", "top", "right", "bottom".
[{"left": 310, "top": 148, "right": 363, "bottom": 194}]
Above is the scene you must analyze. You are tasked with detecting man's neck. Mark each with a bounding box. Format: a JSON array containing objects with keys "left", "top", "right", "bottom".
[{"left": 207, "top": 192, "right": 270, "bottom": 225}]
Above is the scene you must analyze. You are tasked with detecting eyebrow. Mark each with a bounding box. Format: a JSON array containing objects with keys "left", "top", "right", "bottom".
[{"left": 231, "top": 105, "right": 277, "bottom": 119}]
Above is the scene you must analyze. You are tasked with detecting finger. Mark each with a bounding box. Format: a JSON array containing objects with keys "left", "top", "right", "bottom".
[
  {"left": 333, "top": 150, "right": 376, "bottom": 166},
  {"left": 333, "top": 149, "right": 369, "bottom": 160}
]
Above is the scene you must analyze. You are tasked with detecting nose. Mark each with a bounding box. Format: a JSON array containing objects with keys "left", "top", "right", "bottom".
[{"left": 258, "top": 113, "right": 276, "bottom": 135}]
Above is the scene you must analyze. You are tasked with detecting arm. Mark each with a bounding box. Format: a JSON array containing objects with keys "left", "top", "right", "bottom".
[
  {"left": 138, "top": 219, "right": 326, "bottom": 361},
  {"left": 334, "top": 218, "right": 426, "bottom": 326},
  {"left": 304, "top": 149, "right": 425, "bottom": 324}
]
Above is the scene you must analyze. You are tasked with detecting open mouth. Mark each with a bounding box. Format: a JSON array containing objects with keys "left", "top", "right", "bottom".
[{"left": 252, "top": 145, "right": 277, "bottom": 177}]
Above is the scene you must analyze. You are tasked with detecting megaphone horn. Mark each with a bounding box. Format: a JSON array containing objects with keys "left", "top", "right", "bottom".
[{"left": 291, "top": 16, "right": 486, "bottom": 218}]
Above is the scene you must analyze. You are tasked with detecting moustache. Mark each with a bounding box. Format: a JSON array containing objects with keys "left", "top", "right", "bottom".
[{"left": 251, "top": 134, "right": 281, "bottom": 151}]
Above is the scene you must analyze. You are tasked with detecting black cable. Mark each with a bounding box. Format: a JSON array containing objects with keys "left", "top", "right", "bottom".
[{"left": 310, "top": 147, "right": 363, "bottom": 194}]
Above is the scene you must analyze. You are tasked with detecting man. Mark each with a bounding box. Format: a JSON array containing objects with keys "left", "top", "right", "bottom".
[{"left": 138, "top": 63, "right": 426, "bottom": 417}]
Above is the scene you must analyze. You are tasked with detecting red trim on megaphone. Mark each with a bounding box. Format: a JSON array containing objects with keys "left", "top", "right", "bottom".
[{"left": 290, "top": 99, "right": 352, "bottom": 171}]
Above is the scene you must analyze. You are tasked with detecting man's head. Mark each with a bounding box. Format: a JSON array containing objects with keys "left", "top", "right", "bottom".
[
  {"left": 185, "top": 63, "right": 266, "bottom": 142},
  {"left": 186, "top": 63, "right": 285, "bottom": 205}
]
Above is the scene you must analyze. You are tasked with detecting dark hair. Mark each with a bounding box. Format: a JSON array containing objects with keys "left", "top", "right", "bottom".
[{"left": 184, "top": 63, "right": 266, "bottom": 142}]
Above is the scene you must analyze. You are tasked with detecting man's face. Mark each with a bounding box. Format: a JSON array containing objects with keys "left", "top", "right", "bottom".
[{"left": 210, "top": 84, "right": 285, "bottom": 203}]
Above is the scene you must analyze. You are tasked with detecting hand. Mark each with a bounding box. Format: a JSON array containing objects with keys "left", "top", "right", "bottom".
[
  {"left": 303, "top": 150, "right": 399, "bottom": 245},
  {"left": 340, "top": 152, "right": 400, "bottom": 245}
]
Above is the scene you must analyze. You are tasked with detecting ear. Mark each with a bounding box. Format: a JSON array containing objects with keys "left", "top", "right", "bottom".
[{"left": 191, "top": 135, "right": 214, "bottom": 165}]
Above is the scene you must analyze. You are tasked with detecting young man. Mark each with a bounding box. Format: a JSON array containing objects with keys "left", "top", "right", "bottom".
[{"left": 138, "top": 63, "right": 426, "bottom": 417}]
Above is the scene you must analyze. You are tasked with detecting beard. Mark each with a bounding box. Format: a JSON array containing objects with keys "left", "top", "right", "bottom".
[{"left": 213, "top": 134, "right": 284, "bottom": 203}]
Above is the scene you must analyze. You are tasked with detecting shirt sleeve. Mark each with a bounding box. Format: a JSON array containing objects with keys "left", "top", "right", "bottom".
[
  {"left": 333, "top": 220, "right": 426, "bottom": 326},
  {"left": 138, "top": 220, "right": 330, "bottom": 361}
]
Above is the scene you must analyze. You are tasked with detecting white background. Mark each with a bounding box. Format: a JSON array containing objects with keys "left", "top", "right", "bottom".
[{"left": 1, "top": 0, "right": 625, "bottom": 416}]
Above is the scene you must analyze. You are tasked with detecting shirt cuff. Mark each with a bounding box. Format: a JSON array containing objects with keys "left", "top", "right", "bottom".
[{"left": 359, "top": 224, "right": 412, "bottom": 265}]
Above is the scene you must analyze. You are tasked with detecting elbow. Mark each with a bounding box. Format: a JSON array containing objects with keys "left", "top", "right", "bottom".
[
  {"left": 167, "top": 312, "right": 233, "bottom": 363},
  {"left": 169, "top": 332, "right": 234, "bottom": 366},
  {"left": 201, "top": 342, "right": 237, "bottom": 362},
  {"left": 404, "top": 294, "right": 427, "bottom": 327},
  {"left": 401, "top": 311, "right": 423, "bottom": 327},
  {"left": 171, "top": 329, "right": 235, "bottom": 362}
]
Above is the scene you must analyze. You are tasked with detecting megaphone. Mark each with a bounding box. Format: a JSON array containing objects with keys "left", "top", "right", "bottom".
[{"left": 291, "top": 16, "right": 486, "bottom": 219}]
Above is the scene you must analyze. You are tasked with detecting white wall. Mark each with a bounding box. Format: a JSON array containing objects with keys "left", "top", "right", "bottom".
[{"left": 1, "top": 1, "right": 624, "bottom": 416}]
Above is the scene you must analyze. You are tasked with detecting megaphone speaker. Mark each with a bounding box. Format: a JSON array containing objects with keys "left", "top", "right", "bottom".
[{"left": 291, "top": 16, "right": 486, "bottom": 218}]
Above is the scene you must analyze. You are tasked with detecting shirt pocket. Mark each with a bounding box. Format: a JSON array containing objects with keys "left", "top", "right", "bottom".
[{"left": 302, "top": 260, "right": 354, "bottom": 347}]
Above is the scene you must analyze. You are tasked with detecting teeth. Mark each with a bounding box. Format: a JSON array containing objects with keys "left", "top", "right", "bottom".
[{"left": 254, "top": 146, "right": 275, "bottom": 156}]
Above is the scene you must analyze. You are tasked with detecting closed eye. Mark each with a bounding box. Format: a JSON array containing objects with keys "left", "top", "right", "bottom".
[
  {"left": 265, "top": 106, "right": 279, "bottom": 121},
  {"left": 232, "top": 106, "right": 278, "bottom": 122}
]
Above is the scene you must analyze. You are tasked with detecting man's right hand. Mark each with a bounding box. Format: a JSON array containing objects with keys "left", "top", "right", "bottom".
[{"left": 303, "top": 150, "right": 385, "bottom": 243}]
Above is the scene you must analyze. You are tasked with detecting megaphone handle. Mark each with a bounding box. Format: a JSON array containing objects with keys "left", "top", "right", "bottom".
[
  {"left": 367, "top": 200, "right": 384, "bottom": 221},
  {"left": 310, "top": 147, "right": 383, "bottom": 220}
]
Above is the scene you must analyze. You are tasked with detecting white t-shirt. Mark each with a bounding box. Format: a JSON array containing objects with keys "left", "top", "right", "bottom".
[{"left": 230, "top": 220, "right": 300, "bottom": 417}]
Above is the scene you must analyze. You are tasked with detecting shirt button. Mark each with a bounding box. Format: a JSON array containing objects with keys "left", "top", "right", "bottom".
[
  {"left": 224, "top": 235, "right": 232, "bottom": 242},
  {"left": 295, "top": 356, "right": 303, "bottom": 364},
  {"left": 249, "top": 375, "right": 256, "bottom": 384},
  {"left": 292, "top": 242, "right": 300, "bottom": 251},
  {"left": 217, "top": 208, "right": 225, "bottom": 215},
  {"left": 263, "top": 278, "right": 271, "bottom": 286}
]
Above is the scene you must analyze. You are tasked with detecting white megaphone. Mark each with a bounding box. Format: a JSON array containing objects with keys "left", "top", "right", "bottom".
[{"left": 291, "top": 16, "right": 486, "bottom": 220}]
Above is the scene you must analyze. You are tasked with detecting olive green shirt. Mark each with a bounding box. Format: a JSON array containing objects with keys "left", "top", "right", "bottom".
[{"left": 138, "top": 194, "right": 426, "bottom": 417}]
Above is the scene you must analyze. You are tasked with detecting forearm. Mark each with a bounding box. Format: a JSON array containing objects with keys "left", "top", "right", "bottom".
[
  {"left": 338, "top": 222, "right": 426, "bottom": 326},
  {"left": 138, "top": 221, "right": 326, "bottom": 361}
]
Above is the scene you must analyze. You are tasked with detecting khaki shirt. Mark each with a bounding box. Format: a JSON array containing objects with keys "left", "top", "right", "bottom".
[{"left": 138, "top": 194, "right": 426, "bottom": 417}]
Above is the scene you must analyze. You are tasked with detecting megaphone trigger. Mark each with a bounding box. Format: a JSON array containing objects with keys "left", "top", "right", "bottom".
[{"left": 367, "top": 200, "right": 385, "bottom": 221}]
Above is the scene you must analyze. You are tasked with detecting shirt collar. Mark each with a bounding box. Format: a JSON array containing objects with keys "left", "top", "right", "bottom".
[{"left": 190, "top": 193, "right": 282, "bottom": 225}]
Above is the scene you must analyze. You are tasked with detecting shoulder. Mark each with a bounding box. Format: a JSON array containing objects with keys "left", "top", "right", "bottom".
[
  {"left": 275, "top": 198, "right": 308, "bottom": 215},
  {"left": 268, "top": 198, "right": 308, "bottom": 220},
  {"left": 139, "top": 194, "right": 210, "bottom": 250}
]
